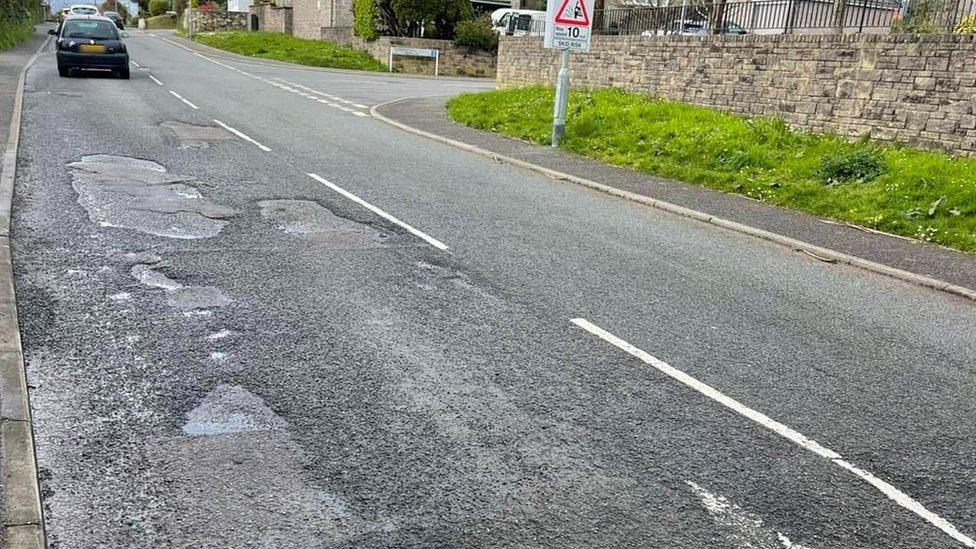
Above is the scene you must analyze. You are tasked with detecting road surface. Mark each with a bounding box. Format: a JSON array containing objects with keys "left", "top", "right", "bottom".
[{"left": 11, "top": 31, "right": 976, "bottom": 548}]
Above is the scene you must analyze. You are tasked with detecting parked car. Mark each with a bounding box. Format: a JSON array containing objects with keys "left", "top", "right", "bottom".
[
  {"left": 103, "top": 10, "right": 124, "bottom": 29},
  {"left": 645, "top": 19, "right": 747, "bottom": 36},
  {"left": 68, "top": 4, "right": 100, "bottom": 15},
  {"left": 50, "top": 15, "right": 130, "bottom": 79}
]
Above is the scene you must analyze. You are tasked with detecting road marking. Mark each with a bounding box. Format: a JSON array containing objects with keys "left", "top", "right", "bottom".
[
  {"left": 686, "top": 481, "right": 812, "bottom": 549},
  {"left": 148, "top": 74, "right": 164, "bottom": 86},
  {"left": 131, "top": 60, "right": 140, "bottom": 68},
  {"left": 570, "top": 318, "right": 976, "bottom": 549},
  {"left": 213, "top": 119, "right": 271, "bottom": 152},
  {"left": 168, "top": 90, "right": 198, "bottom": 110},
  {"left": 155, "top": 38, "right": 369, "bottom": 118},
  {"left": 306, "top": 173, "right": 448, "bottom": 251}
]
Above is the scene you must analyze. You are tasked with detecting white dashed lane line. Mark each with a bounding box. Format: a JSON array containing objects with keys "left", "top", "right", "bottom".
[
  {"left": 213, "top": 119, "right": 272, "bottom": 152},
  {"left": 570, "top": 318, "right": 976, "bottom": 549},
  {"left": 168, "top": 90, "right": 199, "bottom": 110},
  {"left": 148, "top": 74, "right": 164, "bottom": 86},
  {"left": 155, "top": 36, "right": 370, "bottom": 118}
]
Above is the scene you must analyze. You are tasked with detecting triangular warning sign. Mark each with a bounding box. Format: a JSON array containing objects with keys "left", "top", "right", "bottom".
[{"left": 554, "top": 0, "right": 590, "bottom": 26}]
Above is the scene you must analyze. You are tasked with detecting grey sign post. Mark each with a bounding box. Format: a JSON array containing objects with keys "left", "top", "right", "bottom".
[{"left": 543, "top": 0, "right": 595, "bottom": 147}]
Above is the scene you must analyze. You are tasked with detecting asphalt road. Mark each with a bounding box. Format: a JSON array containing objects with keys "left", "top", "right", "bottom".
[{"left": 10, "top": 31, "right": 976, "bottom": 548}]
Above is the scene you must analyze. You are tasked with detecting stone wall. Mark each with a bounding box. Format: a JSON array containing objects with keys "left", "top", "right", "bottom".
[
  {"left": 292, "top": 0, "right": 350, "bottom": 39},
  {"left": 324, "top": 34, "right": 497, "bottom": 77},
  {"left": 292, "top": 0, "right": 330, "bottom": 39},
  {"left": 249, "top": 3, "right": 292, "bottom": 33},
  {"left": 497, "top": 34, "right": 976, "bottom": 155},
  {"left": 186, "top": 10, "right": 248, "bottom": 31}
]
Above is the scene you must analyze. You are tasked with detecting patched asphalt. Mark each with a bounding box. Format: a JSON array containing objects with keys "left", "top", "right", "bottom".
[{"left": 8, "top": 31, "right": 976, "bottom": 548}]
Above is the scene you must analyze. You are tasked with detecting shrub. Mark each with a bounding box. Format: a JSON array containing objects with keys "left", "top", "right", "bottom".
[
  {"left": 149, "top": 0, "right": 168, "bottom": 15},
  {"left": 956, "top": 14, "right": 976, "bottom": 34},
  {"left": 198, "top": 0, "right": 218, "bottom": 12},
  {"left": 391, "top": 0, "right": 469, "bottom": 38},
  {"left": 818, "top": 145, "right": 887, "bottom": 184},
  {"left": 353, "top": 0, "right": 379, "bottom": 41},
  {"left": 453, "top": 15, "right": 497, "bottom": 52}
]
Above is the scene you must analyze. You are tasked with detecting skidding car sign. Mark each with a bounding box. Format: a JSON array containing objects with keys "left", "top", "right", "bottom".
[{"left": 544, "top": 0, "right": 595, "bottom": 52}]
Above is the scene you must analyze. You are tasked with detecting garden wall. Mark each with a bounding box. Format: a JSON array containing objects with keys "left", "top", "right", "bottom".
[
  {"left": 322, "top": 33, "right": 497, "bottom": 76},
  {"left": 498, "top": 34, "right": 976, "bottom": 155},
  {"left": 186, "top": 10, "right": 248, "bottom": 31}
]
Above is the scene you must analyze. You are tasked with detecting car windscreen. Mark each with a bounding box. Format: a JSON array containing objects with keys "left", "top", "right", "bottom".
[
  {"left": 63, "top": 20, "right": 118, "bottom": 39},
  {"left": 104, "top": 11, "right": 119, "bottom": 16},
  {"left": 71, "top": 7, "right": 98, "bottom": 13}
]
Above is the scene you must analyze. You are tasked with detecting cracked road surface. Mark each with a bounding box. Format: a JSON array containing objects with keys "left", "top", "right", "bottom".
[{"left": 10, "top": 31, "right": 976, "bottom": 548}]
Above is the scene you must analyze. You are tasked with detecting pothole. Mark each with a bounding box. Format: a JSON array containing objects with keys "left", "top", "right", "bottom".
[
  {"left": 166, "top": 286, "right": 232, "bottom": 310},
  {"left": 69, "top": 155, "right": 235, "bottom": 239},
  {"left": 130, "top": 262, "right": 231, "bottom": 312},
  {"left": 160, "top": 121, "right": 234, "bottom": 150},
  {"left": 257, "top": 199, "right": 386, "bottom": 248}
]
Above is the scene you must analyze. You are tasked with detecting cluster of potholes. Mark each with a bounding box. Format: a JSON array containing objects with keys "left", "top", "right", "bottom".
[{"left": 64, "top": 154, "right": 398, "bottom": 539}]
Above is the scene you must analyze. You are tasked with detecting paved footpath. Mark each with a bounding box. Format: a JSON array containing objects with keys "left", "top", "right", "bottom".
[
  {"left": 0, "top": 24, "right": 53, "bottom": 549},
  {"left": 377, "top": 96, "right": 976, "bottom": 294}
]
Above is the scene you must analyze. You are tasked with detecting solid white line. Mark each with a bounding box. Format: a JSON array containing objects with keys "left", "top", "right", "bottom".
[
  {"left": 213, "top": 119, "right": 271, "bottom": 152},
  {"left": 352, "top": 112, "right": 368, "bottom": 117},
  {"left": 148, "top": 74, "right": 164, "bottom": 86},
  {"left": 168, "top": 90, "right": 199, "bottom": 110},
  {"left": 353, "top": 103, "right": 369, "bottom": 109},
  {"left": 306, "top": 173, "right": 448, "bottom": 251},
  {"left": 571, "top": 318, "right": 976, "bottom": 549}
]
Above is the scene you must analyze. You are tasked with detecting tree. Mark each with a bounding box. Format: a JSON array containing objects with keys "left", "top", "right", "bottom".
[
  {"left": 149, "top": 0, "right": 167, "bottom": 15},
  {"left": 390, "top": 0, "right": 470, "bottom": 37}
]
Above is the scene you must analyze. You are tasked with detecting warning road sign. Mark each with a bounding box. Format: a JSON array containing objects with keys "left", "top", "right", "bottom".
[
  {"left": 544, "top": 0, "right": 595, "bottom": 52},
  {"left": 554, "top": 0, "right": 590, "bottom": 26}
]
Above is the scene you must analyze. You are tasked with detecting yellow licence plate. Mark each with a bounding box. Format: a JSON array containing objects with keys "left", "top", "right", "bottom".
[{"left": 78, "top": 44, "right": 106, "bottom": 54}]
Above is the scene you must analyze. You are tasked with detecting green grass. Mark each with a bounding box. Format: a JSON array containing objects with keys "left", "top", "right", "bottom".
[
  {"left": 448, "top": 87, "right": 976, "bottom": 253},
  {"left": 0, "top": 18, "right": 36, "bottom": 51},
  {"left": 191, "top": 31, "right": 385, "bottom": 72},
  {"left": 144, "top": 14, "right": 177, "bottom": 29}
]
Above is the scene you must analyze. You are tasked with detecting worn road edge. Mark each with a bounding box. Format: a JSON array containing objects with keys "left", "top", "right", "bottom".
[
  {"left": 0, "top": 34, "right": 50, "bottom": 549},
  {"left": 371, "top": 97, "right": 976, "bottom": 303}
]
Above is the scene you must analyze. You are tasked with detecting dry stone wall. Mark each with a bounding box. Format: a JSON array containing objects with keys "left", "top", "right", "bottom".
[{"left": 498, "top": 34, "right": 976, "bottom": 155}]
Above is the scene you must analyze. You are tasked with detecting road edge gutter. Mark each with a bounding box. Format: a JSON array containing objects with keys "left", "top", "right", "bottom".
[
  {"left": 370, "top": 96, "right": 976, "bottom": 303},
  {"left": 0, "top": 34, "right": 50, "bottom": 549}
]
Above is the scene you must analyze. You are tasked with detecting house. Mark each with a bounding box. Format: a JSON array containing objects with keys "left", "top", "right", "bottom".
[
  {"left": 291, "top": 0, "right": 351, "bottom": 39},
  {"left": 227, "top": 0, "right": 249, "bottom": 12}
]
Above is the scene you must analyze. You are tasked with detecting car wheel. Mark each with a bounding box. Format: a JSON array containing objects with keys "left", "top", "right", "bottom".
[
  {"left": 119, "top": 68, "right": 130, "bottom": 79},
  {"left": 58, "top": 65, "right": 70, "bottom": 77}
]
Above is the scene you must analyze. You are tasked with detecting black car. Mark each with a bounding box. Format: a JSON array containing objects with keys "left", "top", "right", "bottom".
[
  {"left": 50, "top": 15, "right": 130, "bottom": 79},
  {"left": 103, "top": 10, "right": 124, "bottom": 29}
]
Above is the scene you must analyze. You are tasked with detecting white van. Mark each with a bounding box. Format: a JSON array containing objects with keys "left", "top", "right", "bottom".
[{"left": 490, "top": 8, "right": 546, "bottom": 35}]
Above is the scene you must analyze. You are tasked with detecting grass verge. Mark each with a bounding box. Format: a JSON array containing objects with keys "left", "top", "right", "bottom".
[
  {"left": 191, "top": 31, "right": 385, "bottom": 72},
  {"left": 448, "top": 87, "right": 976, "bottom": 253},
  {"left": 0, "top": 18, "right": 36, "bottom": 51}
]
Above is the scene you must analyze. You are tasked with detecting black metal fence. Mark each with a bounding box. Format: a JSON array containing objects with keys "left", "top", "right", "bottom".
[{"left": 503, "top": 0, "right": 975, "bottom": 36}]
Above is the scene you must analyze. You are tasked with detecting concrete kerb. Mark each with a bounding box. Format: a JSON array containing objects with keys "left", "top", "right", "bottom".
[
  {"left": 0, "top": 35, "right": 50, "bottom": 549},
  {"left": 370, "top": 96, "right": 976, "bottom": 304}
]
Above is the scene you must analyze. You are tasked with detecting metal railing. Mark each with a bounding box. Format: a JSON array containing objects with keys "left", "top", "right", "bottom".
[{"left": 501, "top": 0, "right": 975, "bottom": 36}]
